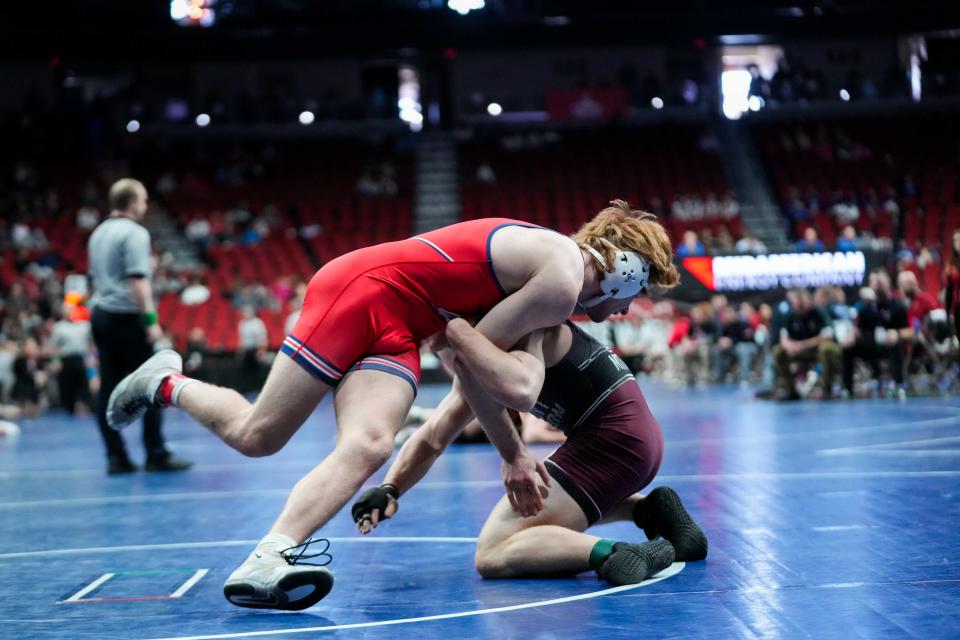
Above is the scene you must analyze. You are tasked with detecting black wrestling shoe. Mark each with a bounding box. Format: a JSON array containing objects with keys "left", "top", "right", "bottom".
[
  {"left": 597, "top": 539, "right": 675, "bottom": 586},
  {"left": 633, "top": 486, "right": 708, "bottom": 561}
]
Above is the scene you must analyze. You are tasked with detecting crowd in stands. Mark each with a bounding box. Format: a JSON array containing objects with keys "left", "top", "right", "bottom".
[
  {"left": 574, "top": 257, "right": 958, "bottom": 400},
  {"left": 2, "top": 99, "right": 959, "bottom": 421},
  {"left": 761, "top": 115, "right": 959, "bottom": 259},
  {"left": 460, "top": 127, "right": 743, "bottom": 252},
  {"left": 0, "top": 105, "right": 412, "bottom": 414}
]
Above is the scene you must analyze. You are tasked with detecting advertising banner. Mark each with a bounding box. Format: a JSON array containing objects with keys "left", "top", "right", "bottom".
[{"left": 672, "top": 250, "right": 889, "bottom": 302}]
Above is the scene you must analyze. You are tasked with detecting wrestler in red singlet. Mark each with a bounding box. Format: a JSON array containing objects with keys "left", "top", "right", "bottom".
[{"left": 283, "top": 219, "right": 541, "bottom": 392}]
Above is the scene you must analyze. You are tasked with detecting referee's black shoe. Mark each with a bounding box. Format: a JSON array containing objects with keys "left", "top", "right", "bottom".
[
  {"left": 145, "top": 453, "right": 193, "bottom": 472},
  {"left": 107, "top": 455, "right": 139, "bottom": 475}
]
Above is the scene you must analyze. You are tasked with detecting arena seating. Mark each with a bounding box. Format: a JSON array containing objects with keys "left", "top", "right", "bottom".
[
  {"left": 459, "top": 126, "right": 740, "bottom": 242},
  {"left": 756, "top": 114, "right": 960, "bottom": 254},
  {"left": 148, "top": 139, "right": 414, "bottom": 351}
]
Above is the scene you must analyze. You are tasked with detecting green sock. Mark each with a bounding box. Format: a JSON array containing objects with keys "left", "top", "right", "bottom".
[{"left": 589, "top": 539, "right": 616, "bottom": 570}]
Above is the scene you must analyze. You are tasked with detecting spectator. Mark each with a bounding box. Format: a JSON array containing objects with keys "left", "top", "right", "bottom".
[
  {"left": 687, "top": 195, "right": 706, "bottom": 221},
  {"left": 945, "top": 228, "right": 960, "bottom": 346},
  {"left": 712, "top": 305, "right": 758, "bottom": 385},
  {"left": 753, "top": 302, "right": 776, "bottom": 393},
  {"left": 153, "top": 268, "right": 184, "bottom": 296},
  {"left": 882, "top": 187, "right": 900, "bottom": 220},
  {"left": 836, "top": 225, "right": 859, "bottom": 252},
  {"left": 0, "top": 340, "right": 16, "bottom": 403},
  {"left": 184, "top": 327, "right": 209, "bottom": 381},
  {"left": 735, "top": 232, "right": 768, "bottom": 255},
  {"left": 704, "top": 192, "right": 721, "bottom": 219},
  {"left": 285, "top": 292, "right": 304, "bottom": 337},
  {"left": 821, "top": 286, "right": 855, "bottom": 342},
  {"left": 796, "top": 227, "right": 825, "bottom": 252},
  {"left": 155, "top": 172, "right": 177, "bottom": 196},
  {"left": 671, "top": 195, "right": 690, "bottom": 221},
  {"left": 153, "top": 328, "right": 176, "bottom": 352},
  {"left": 786, "top": 194, "right": 809, "bottom": 221},
  {"left": 226, "top": 201, "right": 252, "bottom": 226},
  {"left": 676, "top": 230, "right": 706, "bottom": 258},
  {"left": 832, "top": 197, "right": 860, "bottom": 225},
  {"left": 230, "top": 278, "right": 254, "bottom": 309},
  {"left": 897, "top": 270, "right": 940, "bottom": 331},
  {"left": 841, "top": 270, "right": 909, "bottom": 399},
  {"left": 721, "top": 192, "right": 740, "bottom": 220},
  {"left": 772, "top": 288, "right": 839, "bottom": 401},
  {"left": 700, "top": 228, "right": 715, "bottom": 253},
  {"left": 185, "top": 216, "right": 213, "bottom": 251},
  {"left": 12, "top": 337, "right": 47, "bottom": 417},
  {"left": 897, "top": 270, "right": 942, "bottom": 376},
  {"left": 237, "top": 306, "right": 268, "bottom": 392},
  {"left": 76, "top": 205, "right": 100, "bottom": 231},
  {"left": 271, "top": 276, "right": 294, "bottom": 305},
  {"left": 51, "top": 308, "right": 92, "bottom": 415},
  {"left": 476, "top": 162, "right": 496, "bottom": 185},
  {"left": 714, "top": 226, "right": 735, "bottom": 253},
  {"left": 181, "top": 276, "right": 211, "bottom": 306},
  {"left": 669, "top": 303, "right": 715, "bottom": 387}
]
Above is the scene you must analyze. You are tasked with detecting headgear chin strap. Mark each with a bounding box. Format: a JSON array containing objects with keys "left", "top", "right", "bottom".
[{"left": 581, "top": 245, "right": 650, "bottom": 308}]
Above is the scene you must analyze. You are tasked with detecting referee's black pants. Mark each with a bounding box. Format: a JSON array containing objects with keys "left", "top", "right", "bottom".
[{"left": 91, "top": 308, "right": 167, "bottom": 463}]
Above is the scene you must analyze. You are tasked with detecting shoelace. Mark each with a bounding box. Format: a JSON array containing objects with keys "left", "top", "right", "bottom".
[{"left": 279, "top": 537, "right": 333, "bottom": 567}]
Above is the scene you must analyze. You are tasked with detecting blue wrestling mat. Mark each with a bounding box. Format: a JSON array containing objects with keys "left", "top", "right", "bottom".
[{"left": 1, "top": 382, "right": 958, "bottom": 639}]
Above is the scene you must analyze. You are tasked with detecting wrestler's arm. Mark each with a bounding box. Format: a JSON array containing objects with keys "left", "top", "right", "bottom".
[
  {"left": 382, "top": 379, "right": 475, "bottom": 497},
  {"left": 446, "top": 266, "right": 578, "bottom": 516},
  {"left": 446, "top": 323, "right": 546, "bottom": 412},
  {"left": 381, "top": 326, "right": 549, "bottom": 500},
  {"left": 449, "top": 268, "right": 576, "bottom": 459}
]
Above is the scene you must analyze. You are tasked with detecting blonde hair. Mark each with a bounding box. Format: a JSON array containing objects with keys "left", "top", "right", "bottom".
[
  {"left": 108, "top": 178, "right": 146, "bottom": 212},
  {"left": 572, "top": 199, "right": 680, "bottom": 291}
]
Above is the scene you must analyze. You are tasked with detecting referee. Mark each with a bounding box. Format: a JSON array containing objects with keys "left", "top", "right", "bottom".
[{"left": 88, "top": 178, "right": 192, "bottom": 474}]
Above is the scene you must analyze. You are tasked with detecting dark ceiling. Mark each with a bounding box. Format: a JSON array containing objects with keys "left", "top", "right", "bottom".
[{"left": 2, "top": 1, "right": 958, "bottom": 62}]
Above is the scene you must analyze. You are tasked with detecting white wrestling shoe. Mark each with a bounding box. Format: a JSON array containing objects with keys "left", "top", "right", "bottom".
[
  {"left": 223, "top": 533, "right": 334, "bottom": 611},
  {"left": 106, "top": 350, "right": 182, "bottom": 429}
]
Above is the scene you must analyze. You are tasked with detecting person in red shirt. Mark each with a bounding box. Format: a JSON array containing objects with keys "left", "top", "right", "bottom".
[
  {"left": 897, "top": 270, "right": 941, "bottom": 334},
  {"left": 945, "top": 228, "right": 960, "bottom": 342}
]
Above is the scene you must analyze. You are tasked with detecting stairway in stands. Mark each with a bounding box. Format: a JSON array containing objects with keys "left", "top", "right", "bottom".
[
  {"left": 717, "top": 121, "right": 792, "bottom": 252},
  {"left": 413, "top": 131, "right": 461, "bottom": 234}
]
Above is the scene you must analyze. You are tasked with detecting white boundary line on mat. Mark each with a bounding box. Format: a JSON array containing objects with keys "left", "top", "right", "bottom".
[
  {"left": 3, "top": 470, "right": 960, "bottom": 510},
  {"left": 0, "top": 537, "right": 479, "bottom": 560},
  {"left": 145, "top": 563, "right": 686, "bottom": 640}
]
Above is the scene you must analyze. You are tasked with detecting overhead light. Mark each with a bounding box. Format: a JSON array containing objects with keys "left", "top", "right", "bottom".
[
  {"left": 195, "top": 113, "right": 211, "bottom": 127},
  {"left": 650, "top": 97, "right": 664, "bottom": 110},
  {"left": 447, "top": 0, "right": 484, "bottom": 16},
  {"left": 126, "top": 120, "right": 141, "bottom": 133},
  {"left": 170, "top": 0, "right": 189, "bottom": 20},
  {"left": 299, "top": 110, "right": 315, "bottom": 125},
  {"left": 487, "top": 102, "right": 503, "bottom": 116},
  {"left": 839, "top": 89, "right": 850, "bottom": 102},
  {"left": 171, "top": 0, "right": 217, "bottom": 27}
]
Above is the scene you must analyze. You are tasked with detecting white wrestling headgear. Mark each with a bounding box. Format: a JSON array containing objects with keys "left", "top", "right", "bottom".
[{"left": 581, "top": 245, "right": 650, "bottom": 308}]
